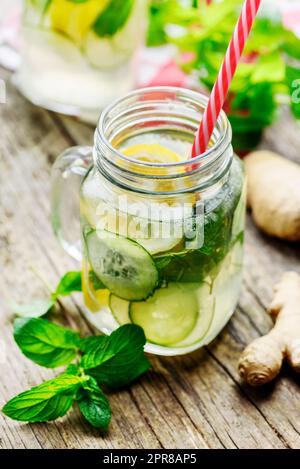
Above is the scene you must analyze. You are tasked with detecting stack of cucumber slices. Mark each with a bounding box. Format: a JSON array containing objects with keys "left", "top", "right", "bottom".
[{"left": 85, "top": 229, "right": 216, "bottom": 348}]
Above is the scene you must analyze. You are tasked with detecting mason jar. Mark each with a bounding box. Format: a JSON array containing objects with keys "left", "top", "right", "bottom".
[
  {"left": 15, "top": 0, "right": 147, "bottom": 123},
  {"left": 52, "top": 87, "right": 246, "bottom": 356}
]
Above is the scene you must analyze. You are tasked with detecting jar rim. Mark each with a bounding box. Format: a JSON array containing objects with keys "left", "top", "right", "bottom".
[{"left": 96, "top": 86, "right": 232, "bottom": 171}]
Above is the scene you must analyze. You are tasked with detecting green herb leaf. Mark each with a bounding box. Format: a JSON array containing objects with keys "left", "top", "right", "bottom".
[
  {"left": 67, "top": 0, "right": 89, "bottom": 3},
  {"left": 81, "top": 324, "right": 151, "bottom": 389},
  {"left": 2, "top": 373, "right": 86, "bottom": 423},
  {"left": 147, "top": 0, "right": 300, "bottom": 149},
  {"left": 77, "top": 377, "right": 111, "bottom": 430},
  {"left": 88, "top": 271, "right": 106, "bottom": 291},
  {"left": 93, "top": 0, "right": 134, "bottom": 37},
  {"left": 54, "top": 271, "right": 82, "bottom": 297},
  {"left": 11, "top": 299, "right": 55, "bottom": 318},
  {"left": 14, "top": 318, "right": 80, "bottom": 368},
  {"left": 78, "top": 335, "right": 107, "bottom": 353}
]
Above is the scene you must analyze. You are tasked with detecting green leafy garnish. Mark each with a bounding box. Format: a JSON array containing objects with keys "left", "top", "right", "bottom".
[
  {"left": 147, "top": 0, "right": 300, "bottom": 151},
  {"left": 80, "top": 325, "right": 151, "bottom": 389},
  {"left": 3, "top": 319, "right": 150, "bottom": 431},
  {"left": 93, "top": 0, "right": 134, "bottom": 38},
  {"left": 77, "top": 377, "right": 111, "bottom": 430},
  {"left": 155, "top": 156, "right": 244, "bottom": 283},
  {"left": 12, "top": 271, "right": 82, "bottom": 319},
  {"left": 54, "top": 271, "right": 82, "bottom": 297},
  {"left": 14, "top": 317, "right": 80, "bottom": 368},
  {"left": 88, "top": 270, "right": 106, "bottom": 290},
  {"left": 2, "top": 373, "right": 86, "bottom": 423}
]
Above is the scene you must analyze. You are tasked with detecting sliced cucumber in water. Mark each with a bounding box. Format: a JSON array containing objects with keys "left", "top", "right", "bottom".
[
  {"left": 139, "top": 236, "right": 183, "bottom": 256},
  {"left": 109, "top": 294, "right": 131, "bottom": 325},
  {"left": 129, "top": 283, "right": 198, "bottom": 345},
  {"left": 172, "top": 283, "right": 215, "bottom": 348},
  {"left": 85, "top": 229, "right": 159, "bottom": 301},
  {"left": 97, "top": 209, "right": 183, "bottom": 255}
]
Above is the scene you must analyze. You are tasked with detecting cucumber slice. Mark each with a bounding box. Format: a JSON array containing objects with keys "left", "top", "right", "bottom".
[
  {"left": 138, "top": 236, "right": 183, "bottom": 256},
  {"left": 97, "top": 209, "right": 183, "bottom": 255},
  {"left": 172, "top": 283, "right": 215, "bottom": 347},
  {"left": 85, "top": 229, "right": 159, "bottom": 301},
  {"left": 109, "top": 294, "right": 131, "bottom": 325},
  {"left": 129, "top": 283, "right": 198, "bottom": 345}
]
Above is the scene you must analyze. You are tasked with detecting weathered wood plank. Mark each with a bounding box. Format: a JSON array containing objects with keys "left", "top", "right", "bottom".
[{"left": 1, "top": 66, "right": 300, "bottom": 449}]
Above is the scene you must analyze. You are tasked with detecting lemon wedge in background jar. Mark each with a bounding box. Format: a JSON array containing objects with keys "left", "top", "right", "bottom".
[{"left": 49, "top": 0, "right": 109, "bottom": 44}]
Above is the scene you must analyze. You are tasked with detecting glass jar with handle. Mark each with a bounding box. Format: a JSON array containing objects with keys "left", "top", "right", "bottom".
[{"left": 52, "top": 87, "right": 246, "bottom": 355}]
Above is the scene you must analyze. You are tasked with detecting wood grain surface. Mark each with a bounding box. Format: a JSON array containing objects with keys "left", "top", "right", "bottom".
[{"left": 0, "top": 66, "right": 300, "bottom": 449}]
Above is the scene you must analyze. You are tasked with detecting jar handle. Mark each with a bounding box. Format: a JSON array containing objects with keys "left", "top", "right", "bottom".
[{"left": 51, "top": 146, "right": 93, "bottom": 261}]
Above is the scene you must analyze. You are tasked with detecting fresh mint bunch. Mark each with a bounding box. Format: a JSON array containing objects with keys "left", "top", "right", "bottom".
[
  {"left": 2, "top": 319, "right": 150, "bottom": 431},
  {"left": 147, "top": 0, "right": 300, "bottom": 151},
  {"left": 11, "top": 271, "right": 82, "bottom": 318}
]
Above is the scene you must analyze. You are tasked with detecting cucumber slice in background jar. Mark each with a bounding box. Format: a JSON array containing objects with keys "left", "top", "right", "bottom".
[
  {"left": 109, "top": 294, "right": 131, "bottom": 325},
  {"left": 85, "top": 229, "right": 159, "bottom": 301},
  {"left": 129, "top": 283, "right": 199, "bottom": 346}
]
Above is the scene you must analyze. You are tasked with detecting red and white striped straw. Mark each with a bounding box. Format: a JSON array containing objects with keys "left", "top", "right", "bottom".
[{"left": 191, "top": 0, "right": 261, "bottom": 157}]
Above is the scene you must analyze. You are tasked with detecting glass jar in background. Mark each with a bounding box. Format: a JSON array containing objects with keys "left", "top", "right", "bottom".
[
  {"left": 51, "top": 87, "right": 246, "bottom": 356},
  {"left": 15, "top": 0, "right": 147, "bottom": 123}
]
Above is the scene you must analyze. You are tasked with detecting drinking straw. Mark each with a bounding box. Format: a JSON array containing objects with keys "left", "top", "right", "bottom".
[{"left": 191, "top": 0, "right": 261, "bottom": 157}]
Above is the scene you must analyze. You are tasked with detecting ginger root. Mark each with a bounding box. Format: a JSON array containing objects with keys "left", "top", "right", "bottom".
[
  {"left": 245, "top": 151, "right": 300, "bottom": 241},
  {"left": 239, "top": 272, "right": 300, "bottom": 386}
]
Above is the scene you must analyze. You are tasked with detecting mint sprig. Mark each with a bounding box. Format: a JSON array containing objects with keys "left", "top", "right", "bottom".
[
  {"left": 14, "top": 318, "right": 80, "bottom": 368},
  {"left": 2, "top": 373, "right": 86, "bottom": 423},
  {"left": 77, "top": 377, "right": 111, "bottom": 430},
  {"left": 12, "top": 271, "right": 82, "bottom": 319},
  {"left": 80, "top": 324, "right": 150, "bottom": 389},
  {"left": 2, "top": 318, "right": 150, "bottom": 431}
]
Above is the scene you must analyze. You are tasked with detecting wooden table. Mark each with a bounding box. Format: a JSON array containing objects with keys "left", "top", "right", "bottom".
[{"left": 1, "top": 66, "right": 300, "bottom": 450}]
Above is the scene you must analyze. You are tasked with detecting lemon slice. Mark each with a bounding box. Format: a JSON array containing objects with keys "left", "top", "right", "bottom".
[
  {"left": 49, "top": 0, "right": 109, "bottom": 44},
  {"left": 82, "top": 260, "right": 110, "bottom": 313},
  {"left": 122, "top": 143, "right": 196, "bottom": 199},
  {"left": 122, "top": 144, "right": 183, "bottom": 164}
]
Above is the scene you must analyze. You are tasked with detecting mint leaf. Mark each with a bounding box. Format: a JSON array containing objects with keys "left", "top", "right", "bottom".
[
  {"left": 88, "top": 271, "right": 105, "bottom": 291},
  {"left": 93, "top": 0, "right": 134, "bottom": 37},
  {"left": 11, "top": 299, "right": 55, "bottom": 318},
  {"left": 148, "top": 0, "right": 300, "bottom": 148},
  {"left": 14, "top": 318, "right": 80, "bottom": 368},
  {"left": 65, "top": 363, "right": 80, "bottom": 376},
  {"left": 2, "top": 373, "right": 86, "bottom": 422},
  {"left": 11, "top": 271, "right": 82, "bottom": 321},
  {"left": 78, "top": 335, "right": 107, "bottom": 353},
  {"left": 54, "top": 271, "right": 82, "bottom": 298},
  {"left": 77, "top": 377, "right": 111, "bottom": 430},
  {"left": 81, "top": 325, "right": 151, "bottom": 389}
]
